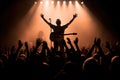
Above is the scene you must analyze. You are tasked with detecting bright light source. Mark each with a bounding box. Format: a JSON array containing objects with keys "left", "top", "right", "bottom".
[
  {"left": 69, "top": 1, "right": 72, "bottom": 4},
  {"left": 75, "top": 0, "right": 78, "bottom": 4},
  {"left": 51, "top": 1, "right": 54, "bottom": 4},
  {"left": 34, "top": 1, "right": 37, "bottom": 5},
  {"left": 75, "top": 0, "right": 79, "bottom": 6},
  {"left": 45, "top": 0, "right": 49, "bottom": 7},
  {"left": 81, "top": 1, "right": 84, "bottom": 5},
  {"left": 63, "top": 1, "right": 66, "bottom": 4},
  {"left": 57, "top": 1, "right": 60, "bottom": 4}
]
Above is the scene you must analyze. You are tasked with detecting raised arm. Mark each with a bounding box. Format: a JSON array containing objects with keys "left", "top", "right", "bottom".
[
  {"left": 74, "top": 37, "right": 82, "bottom": 54},
  {"left": 64, "top": 13, "right": 77, "bottom": 26},
  {"left": 40, "top": 14, "right": 50, "bottom": 25}
]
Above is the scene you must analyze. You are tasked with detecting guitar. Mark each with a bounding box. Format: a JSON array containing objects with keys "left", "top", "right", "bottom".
[{"left": 50, "top": 32, "right": 77, "bottom": 41}]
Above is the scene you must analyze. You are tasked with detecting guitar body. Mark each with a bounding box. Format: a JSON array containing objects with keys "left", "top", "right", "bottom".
[
  {"left": 50, "top": 32, "right": 62, "bottom": 41},
  {"left": 50, "top": 32, "right": 77, "bottom": 41}
]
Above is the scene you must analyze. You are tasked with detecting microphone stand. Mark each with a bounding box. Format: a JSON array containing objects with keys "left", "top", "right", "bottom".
[{"left": 49, "top": 18, "right": 52, "bottom": 49}]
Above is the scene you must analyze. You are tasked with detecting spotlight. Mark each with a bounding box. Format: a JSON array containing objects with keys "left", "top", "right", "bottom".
[
  {"left": 69, "top": 1, "right": 72, "bottom": 4},
  {"left": 81, "top": 1, "right": 84, "bottom": 5},
  {"left": 75, "top": 0, "right": 78, "bottom": 4},
  {"left": 34, "top": 1, "right": 37, "bottom": 4},
  {"left": 51, "top": 1, "right": 54, "bottom": 4},
  {"left": 57, "top": 1, "right": 60, "bottom": 4},
  {"left": 63, "top": 1, "right": 66, "bottom": 4}
]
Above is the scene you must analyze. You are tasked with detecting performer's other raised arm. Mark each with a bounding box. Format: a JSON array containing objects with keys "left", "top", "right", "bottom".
[{"left": 64, "top": 13, "right": 77, "bottom": 27}]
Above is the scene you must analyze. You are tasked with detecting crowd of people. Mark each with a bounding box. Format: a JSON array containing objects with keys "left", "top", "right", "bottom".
[{"left": 0, "top": 37, "right": 120, "bottom": 80}]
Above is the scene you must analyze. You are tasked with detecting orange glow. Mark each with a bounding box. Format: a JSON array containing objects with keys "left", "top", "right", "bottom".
[{"left": 13, "top": 1, "right": 113, "bottom": 49}]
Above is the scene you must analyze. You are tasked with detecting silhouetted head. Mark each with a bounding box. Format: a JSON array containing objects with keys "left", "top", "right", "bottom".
[{"left": 56, "top": 19, "right": 61, "bottom": 26}]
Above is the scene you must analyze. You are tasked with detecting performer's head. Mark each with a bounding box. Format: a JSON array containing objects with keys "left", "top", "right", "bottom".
[{"left": 56, "top": 19, "right": 61, "bottom": 26}]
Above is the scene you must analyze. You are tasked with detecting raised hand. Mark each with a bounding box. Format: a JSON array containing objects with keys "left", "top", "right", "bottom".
[
  {"left": 18, "top": 40, "right": 23, "bottom": 48},
  {"left": 40, "top": 13, "right": 44, "bottom": 18},
  {"left": 25, "top": 42, "right": 28, "bottom": 49},
  {"left": 74, "top": 37, "right": 79, "bottom": 45},
  {"left": 62, "top": 40, "right": 67, "bottom": 46},
  {"left": 73, "top": 13, "right": 78, "bottom": 18},
  {"left": 96, "top": 38, "right": 101, "bottom": 47},
  {"left": 42, "top": 41, "right": 48, "bottom": 48},
  {"left": 67, "top": 37, "right": 72, "bottom": 44},
  {"left": 36, "top": 38, "right": 42, "bottom": 47}
]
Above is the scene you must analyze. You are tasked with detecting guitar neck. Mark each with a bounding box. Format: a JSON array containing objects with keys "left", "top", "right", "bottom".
[
  {"left": 50, "top": 32, "right": 77, "bottom": 41},
  {"left": 61, "top": 33, "right": 77, "bottom": 35}
]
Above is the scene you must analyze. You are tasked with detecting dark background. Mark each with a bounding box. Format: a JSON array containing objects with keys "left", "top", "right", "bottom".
[
  {"left": 84, "top": 0, "right": 120, "bottom": 38},
  {"left": 0, "top": 0, "right": 120, "bottom": 47}
]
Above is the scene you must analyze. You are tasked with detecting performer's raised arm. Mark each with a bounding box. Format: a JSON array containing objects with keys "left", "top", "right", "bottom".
[
  {"left": 64, "top": 13, "right": 77, "bottom": 26},
  {"left": 40, "top": 14, "right": 50, "bottom": 25}
]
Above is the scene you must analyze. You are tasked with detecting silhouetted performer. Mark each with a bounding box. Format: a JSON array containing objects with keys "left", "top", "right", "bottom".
[{"left": 40, "top": 13, "right": 77, "bottom": 53}]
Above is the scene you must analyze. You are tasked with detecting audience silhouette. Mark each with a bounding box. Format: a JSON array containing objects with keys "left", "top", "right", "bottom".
[{"left": 0, "top": 36, "right": 120, "bottom": 80}]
